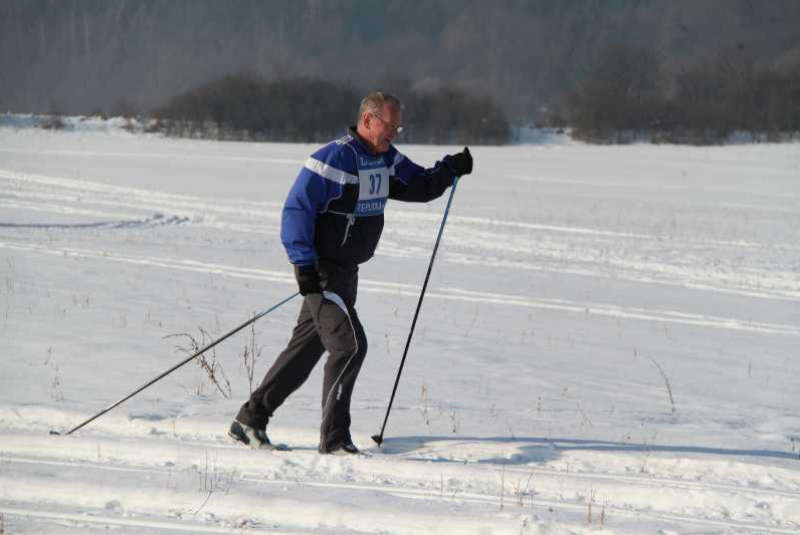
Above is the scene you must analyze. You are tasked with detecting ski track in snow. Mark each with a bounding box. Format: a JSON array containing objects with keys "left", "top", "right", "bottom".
[
  {"left": 0, "top": 239, "right": 797, "bottom": 336},
  {"left": 2, "top": 167, "right": 798, "bottom": 312},
  {"left": 2, "top": 424, "right": 800, "bottom": 534}
]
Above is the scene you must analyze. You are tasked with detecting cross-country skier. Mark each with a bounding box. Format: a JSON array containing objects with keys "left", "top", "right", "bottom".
[{"left": 229, "top": 91, "right": 473, "bottom": 454}]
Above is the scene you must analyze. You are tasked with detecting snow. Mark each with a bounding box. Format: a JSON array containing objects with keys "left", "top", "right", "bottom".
[{"left": 0, "top": 122, "right": 799, "bottom": 533}]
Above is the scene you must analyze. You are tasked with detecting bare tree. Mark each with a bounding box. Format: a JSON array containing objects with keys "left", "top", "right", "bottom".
[{"left": 568, "top": 42, "right": 665, "bottom": 142}]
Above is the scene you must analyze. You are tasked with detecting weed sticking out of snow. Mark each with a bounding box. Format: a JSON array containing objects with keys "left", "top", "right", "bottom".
[{"left": 164, "top": 329, "right": 232, "bottom": 399}]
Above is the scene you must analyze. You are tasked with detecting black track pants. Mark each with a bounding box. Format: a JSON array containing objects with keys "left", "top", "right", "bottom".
[{"left": 236, "top": 267, "right": 367, "bottom": 451}]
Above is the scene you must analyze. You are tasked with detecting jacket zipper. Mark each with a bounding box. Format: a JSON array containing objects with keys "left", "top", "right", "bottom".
[{"left": 340, "top": 214, "right": 356, "bottom": 247}]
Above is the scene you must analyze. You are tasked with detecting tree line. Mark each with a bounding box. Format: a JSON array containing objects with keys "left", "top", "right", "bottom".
[
  {"left": 154, "top": 40, "right": 800, "bottom": 146},
  {"left": 154, "top": 74, "right": 510, "bottom": 145},
  {"left": 567, "top": 42, "right": 800, "bottom": 143},
  {"left": 3, "top": 0, "right": 799, "bottom": 126}
]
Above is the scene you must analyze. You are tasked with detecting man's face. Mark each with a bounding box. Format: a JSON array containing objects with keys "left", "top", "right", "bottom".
[{"left": 363, "top": 103, "right": 402, "bottom": 154}]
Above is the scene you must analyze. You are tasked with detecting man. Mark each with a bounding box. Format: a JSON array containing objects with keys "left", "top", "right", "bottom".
[{"left": 229, "top": 92, "right": 473, "bottom": 454}]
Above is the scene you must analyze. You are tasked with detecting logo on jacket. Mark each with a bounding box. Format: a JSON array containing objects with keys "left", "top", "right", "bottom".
[{"left": 358, "top": 155, "right": 384, "bottom": 170}]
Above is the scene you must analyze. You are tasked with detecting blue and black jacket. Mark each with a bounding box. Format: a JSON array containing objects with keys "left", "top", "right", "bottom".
[{"left": 281, "top": 128, "right": 456, "bottom": 268}]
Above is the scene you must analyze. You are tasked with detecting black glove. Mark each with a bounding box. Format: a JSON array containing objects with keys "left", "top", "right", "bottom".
[
  {"left": 443, "top": 147, "right": 473, "bottom": 177},
  {"left": 294, "top": 264, "right": 321, "bottom": 296}
]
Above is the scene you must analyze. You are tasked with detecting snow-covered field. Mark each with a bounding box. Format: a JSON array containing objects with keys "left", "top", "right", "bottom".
[{"left": 1, "top": 125, "right": 799, "bottom": 533}]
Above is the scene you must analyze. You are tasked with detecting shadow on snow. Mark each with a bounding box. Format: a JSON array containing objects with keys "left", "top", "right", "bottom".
[{"left": 375, "top": 435, "right": 799, "bottom": 464}]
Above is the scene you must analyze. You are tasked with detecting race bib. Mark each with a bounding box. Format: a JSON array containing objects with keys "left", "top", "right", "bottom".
[{"left": 355, "top": 155, "right": 389, "bottom": 216}]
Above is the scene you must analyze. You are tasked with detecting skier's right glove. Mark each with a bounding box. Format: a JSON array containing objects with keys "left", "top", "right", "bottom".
[{"left": 294, "top": 264, "right": 321, "bottom": 296}]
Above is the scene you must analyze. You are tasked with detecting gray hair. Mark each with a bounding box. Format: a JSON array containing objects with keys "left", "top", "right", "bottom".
[{"left": 358, "top": 92, "right": 402, "bottom": 123}]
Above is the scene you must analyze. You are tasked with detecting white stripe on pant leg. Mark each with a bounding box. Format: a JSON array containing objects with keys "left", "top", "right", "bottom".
[{"left": 321, "top": 291, "right": 359, "bottom": 423}]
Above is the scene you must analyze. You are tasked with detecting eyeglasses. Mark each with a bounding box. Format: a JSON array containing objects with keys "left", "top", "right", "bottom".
[{"left": 371, "top": 113, "right": 404, "bottom": 134}]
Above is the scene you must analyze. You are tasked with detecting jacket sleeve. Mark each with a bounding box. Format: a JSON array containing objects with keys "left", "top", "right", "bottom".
[
  {"left": 281, "top": 149, "right": 352, "bottom": 265},
  {"left": 389, "top": 151, "right": 456, "bottom": 203}
]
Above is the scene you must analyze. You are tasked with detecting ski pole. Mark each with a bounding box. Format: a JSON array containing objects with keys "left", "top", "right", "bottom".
[
  {"left": 372, "top": 176, "right": 459, "bottom": 446},
  {"left": 50, "top": 291, "right": 300, "bottom": 436}
]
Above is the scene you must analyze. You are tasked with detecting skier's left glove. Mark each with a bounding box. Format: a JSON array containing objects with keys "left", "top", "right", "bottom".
[
  {"left": 443, "top": 147, "right": 473, "bottom": 177},
  {"left": 294, "top": 264, "right": 321, "bottom": 296}
]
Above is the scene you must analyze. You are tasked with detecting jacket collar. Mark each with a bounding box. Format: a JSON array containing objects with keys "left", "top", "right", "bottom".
[
  {"left": 347, "top": 126, "right": 372, "bottom": 154},
  {"left": 348, "top": 126, "right": 395, "bottom": 159}
]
